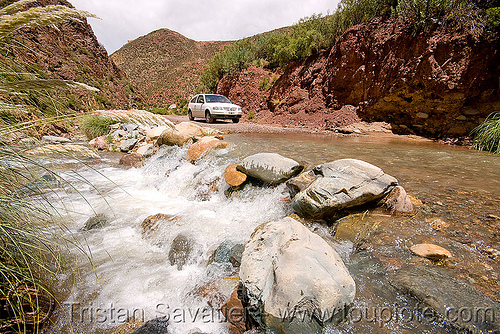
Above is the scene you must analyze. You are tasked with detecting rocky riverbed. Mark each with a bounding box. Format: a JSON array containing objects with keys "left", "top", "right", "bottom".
[{"left": 19, "top": 110, "right": 499, "bottom": 334}]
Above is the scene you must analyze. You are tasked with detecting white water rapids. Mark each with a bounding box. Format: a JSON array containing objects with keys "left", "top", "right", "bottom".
[
  {"left": 45, "top": 144, "right": 293, "bottom": 333},
  {"left": 40, "top": 132, "right": 500, "bottom": 334}
]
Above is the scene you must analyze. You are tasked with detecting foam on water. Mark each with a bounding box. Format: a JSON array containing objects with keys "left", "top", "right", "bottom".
[{"left": 46, "top": 145, "right": 290, "bottom": 333}]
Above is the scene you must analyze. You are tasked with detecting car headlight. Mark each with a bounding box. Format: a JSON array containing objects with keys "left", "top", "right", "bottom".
[
  {"left": 237, "top": 107, "right": 242, "bottom": 112},
  {"left": 213, "top": 106, "right": 222, "bottom": 110}
]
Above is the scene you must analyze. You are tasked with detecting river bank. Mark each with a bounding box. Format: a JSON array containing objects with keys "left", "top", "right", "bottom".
[{"left": 164, "top": 114, "right": 435, "bottom": 143}]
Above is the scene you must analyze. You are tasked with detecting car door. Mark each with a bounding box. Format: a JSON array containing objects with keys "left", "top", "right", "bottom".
[{"left": 196, "top": 95, "right": 205, "bottom": 118}]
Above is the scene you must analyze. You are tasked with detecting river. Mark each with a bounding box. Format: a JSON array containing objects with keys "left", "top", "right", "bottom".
[{"left": 42, "top": 132, "right": 500, "bottom": 334}]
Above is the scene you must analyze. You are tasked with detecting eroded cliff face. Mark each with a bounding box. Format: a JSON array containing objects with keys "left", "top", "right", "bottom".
[
  {"left": 1, "top": 0, "right": 142, "bottom": 111},
  {"left": 221, "top": 17, "right": 500, "bottom": 137}
]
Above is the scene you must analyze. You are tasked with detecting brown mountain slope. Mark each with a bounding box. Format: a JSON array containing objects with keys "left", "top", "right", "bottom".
[
  {"left": 111, "top": 29, "right": 231, "bottom": 107},
  {"left": 0, "top": 0, "right": 142, "bottom": 114}
]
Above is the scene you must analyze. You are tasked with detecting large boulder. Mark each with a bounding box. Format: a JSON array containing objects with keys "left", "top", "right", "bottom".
[
  {"left": 236, "top": 153, "right": 303, "bottom": 185},
  {"left": 292, "top": 159, "right": 398, "bottom": 218},
  {"left": 240, "top": 217, "right": 355, "bottom": 332},
  {"left": 186, "top": 136, "right": 228, "bottom": 163},
  {"left": 146, "top": 126, "right": 169, "bottom": 142},
  {"left": 175, "top": 122, "right": 220, "bottom": 137},
  {"left": 155, "top": 127, "right": 193, "bottom": 147}
]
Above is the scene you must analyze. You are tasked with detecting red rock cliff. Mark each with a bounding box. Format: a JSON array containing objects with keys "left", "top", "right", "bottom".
[{"left": 221, "top": 17, "right": 500, "bottom": 137}]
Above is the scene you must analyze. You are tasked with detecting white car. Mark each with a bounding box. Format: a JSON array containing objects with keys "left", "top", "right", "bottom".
[{"left": 188, "top": 94, "right": 242, "bottom": 123}]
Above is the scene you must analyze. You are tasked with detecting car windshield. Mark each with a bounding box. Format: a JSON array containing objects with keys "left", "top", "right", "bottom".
[{"left": 205, "top": 95, "right": 231, "bottom": 103}]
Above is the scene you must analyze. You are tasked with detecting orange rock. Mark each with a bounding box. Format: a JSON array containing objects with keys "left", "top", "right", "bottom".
[
  {"left": 186, "top": 137, "right": 228, "bottom": 163},
  {"left": 221, "top": 288, "right": 246, "bottom": 334},
  {"left": 410, "top": 243, "right": 452, "bottom": 260},
  {"left": 224, "top": 164, "right": 247, "bottom": 187}
]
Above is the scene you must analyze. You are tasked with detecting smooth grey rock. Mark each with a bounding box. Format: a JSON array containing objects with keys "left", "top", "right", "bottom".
[
  {"left": 292, "top": 159, "right": 398, "bottom": 218},
  {"left": 42, "top": 135, "right": 71, "bottom": 143},
  {"left": 391, "top": 266, "right": 500, "bottom": 333},
  {"left": 131, "top": 317, "right": 168, "bottom": 334},
  {"left": 237, "top": 153, "right": 303, "bottom": 184},
  {"left": 229, "top": 244, "right": 245, "bottom": 267},
  {"left": 121, "top": 123, "right": 139, "bottom": 132},
  {"left": 82, "top": 213, "right": 108, "bottom": 231},
  {"left": 168, "top": 234, "right": 192, "bottom": 270},
  {"left": 120, "top": 138, "right": 138, "bottom": 152},
  {"left": 240, "top": 217, "right": 355, "bottom": 331}
]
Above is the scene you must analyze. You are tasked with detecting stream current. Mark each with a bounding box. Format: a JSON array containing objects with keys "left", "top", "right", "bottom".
[{"left": 42, "top": 133, "right": 500, "bottom": 334}]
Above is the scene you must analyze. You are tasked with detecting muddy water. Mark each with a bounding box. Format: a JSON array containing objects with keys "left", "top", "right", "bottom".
[{"left": 43, "top": 133, "right": 500, "bottom": 334}]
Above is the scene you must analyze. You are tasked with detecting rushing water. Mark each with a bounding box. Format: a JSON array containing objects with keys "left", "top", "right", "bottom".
[{"left": 41, "top": 133, "right": 500, "bottom": 334}]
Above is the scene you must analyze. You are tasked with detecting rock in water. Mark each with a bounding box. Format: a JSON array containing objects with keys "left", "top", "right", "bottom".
[
  {"left": 410, "top": 243, "right": 452, "bottom": 260},
  {"left": 292, "top": 159, "right": 397, "bottom": 218},
  {"left": 383, "top": 185, "right": 414, "bottom": 213},
  {"left": 236, "top": 153, "right": 303, "bottom": 184},
  {"left": 156, "top": 127, "right": 193, "bottom": 147},
  {"left": 146, "top": 126, "right": 169, "bottom": 142},
  {"left": 82, "top": 213, "right": 108, "bottom": 231},
  {"left": 168, "top": 234, "right": 192, "bottom": 270},
  {"left": 239, "top": 217, "right": 355, "bottom": 332},
  {"left": 222, "top": 288, "right": 247, "bottom": 334},
  {"left": 224, "top": 164, "right": 247, "bottom": 187},
  {"left": 131, "top": 317, "right": 169, "bottom": 334},
  {"left": 391, "top": 266, "right": 500, "bottom": 334},
  {"left": 89, "top": 136, "right": 107, "bottom": 150},
  {"left": 119, "top": 153, "right": 144, "bottom": 168},
  {"left": 186, "top": 137, "right": 228, "bottom": 163},
  {"left": 286, "top": 170, "right": 319, "bottom": 198}
]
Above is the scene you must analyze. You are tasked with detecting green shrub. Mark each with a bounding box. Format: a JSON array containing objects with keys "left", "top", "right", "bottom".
[
  {"left": 471, "top": 112, "right": 500, "bottom": 154},
  {"left": 395, "top": 0, "right": 486, "bottom": 37},
  {"left": 79, "top": 115, "right": 115, "bottom": 139},
  {"left": 486, "top": 7, "right": 500, "bottom": 30}
]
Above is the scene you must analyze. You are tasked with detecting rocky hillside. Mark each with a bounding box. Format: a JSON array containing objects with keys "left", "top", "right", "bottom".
[
  {"left": 0, "top": 0, "right": 142, "bottom": 113},
  {"left": 111, "top": 29, "right": 231, "bottom": 107},
  {"left": 218, "top": 17, "right": 500, "bottom": 138}
]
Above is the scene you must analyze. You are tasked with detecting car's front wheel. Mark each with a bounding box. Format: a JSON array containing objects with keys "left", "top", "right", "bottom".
[
  {"left": 205, "top": 110, "right": 214, "bottom": 123},
  {"left": 232, "top": 118, "right": 240, "bottom": 123},
  {"left": 188, "top": 109, "right": 194, "bottom": 121}
]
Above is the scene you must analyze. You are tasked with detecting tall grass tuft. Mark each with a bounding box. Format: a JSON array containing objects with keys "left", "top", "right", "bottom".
[
  {"left": 79, "top": 115, "right": 115, "bottom": 140},
  {"left": 471, "top": 112, "right": 500, "bottom": 154},
  {"left": 0, "top": 1, "right": 99, "bottom": 331}
]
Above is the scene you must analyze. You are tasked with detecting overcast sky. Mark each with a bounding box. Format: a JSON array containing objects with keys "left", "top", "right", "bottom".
[{"left": 70, "top": 0, "right": 339, "bottom": 54}]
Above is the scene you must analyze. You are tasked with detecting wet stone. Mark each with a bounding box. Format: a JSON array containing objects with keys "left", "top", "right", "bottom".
[
  {"left": 391, "top": 265, "right": 500, "bottom": 333},
  {"left": 410, "top": 243, "right": 452, "bottom": 260},
  {"left": 229, "top": 244, "right": 245, "bottom": 267},
  {"left": 82, "top": 213, "right": 108, "bottom": 231},
  {"left": 131, "top": 317, "right": 169, "bottom": 334},
  {"left": 168, "top": 234, "right": 193, "bottom": 270}
]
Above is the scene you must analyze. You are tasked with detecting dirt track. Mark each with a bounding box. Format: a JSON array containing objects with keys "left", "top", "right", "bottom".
[{"left": 163, "top": 115, "right": 431, "bottom": 142}]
